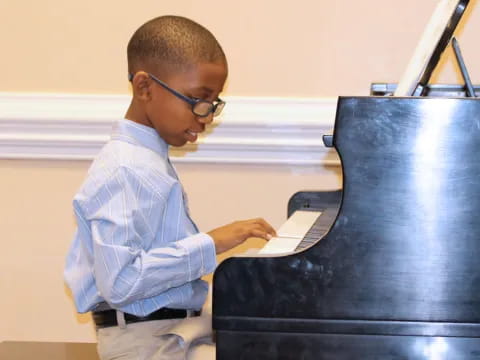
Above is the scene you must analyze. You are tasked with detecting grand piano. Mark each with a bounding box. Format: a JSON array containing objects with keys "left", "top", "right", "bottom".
[{"left": 212, "top": 0, "right": 480, "bottom": 358}]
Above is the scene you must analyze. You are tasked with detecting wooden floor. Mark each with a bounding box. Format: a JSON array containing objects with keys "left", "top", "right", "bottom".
[{"left": 0, "top": 341, "right": 99, "bottom": 360}]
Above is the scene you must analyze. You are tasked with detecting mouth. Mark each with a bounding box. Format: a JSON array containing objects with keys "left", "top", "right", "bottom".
[{"left": 185, "top": 129, "right": 199, "bottom": 142}]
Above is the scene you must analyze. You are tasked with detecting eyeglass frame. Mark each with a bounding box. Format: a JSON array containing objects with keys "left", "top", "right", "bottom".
[{"left": 128, "top": 72, "right": 226, "bottom": 118}]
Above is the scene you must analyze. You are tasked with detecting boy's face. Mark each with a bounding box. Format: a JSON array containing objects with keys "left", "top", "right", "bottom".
[{"left": 145, "top": 62, "right": 228, "bottom": 147}]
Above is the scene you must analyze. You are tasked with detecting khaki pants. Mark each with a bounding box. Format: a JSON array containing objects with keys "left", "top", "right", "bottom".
[{"left": 96, "top": 312, "right": 214, "bottom": 360}]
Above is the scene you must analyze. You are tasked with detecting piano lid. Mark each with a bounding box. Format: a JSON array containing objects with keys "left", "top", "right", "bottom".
[{"left": 394, "top": 0, "right": 470, "bottom": 96}]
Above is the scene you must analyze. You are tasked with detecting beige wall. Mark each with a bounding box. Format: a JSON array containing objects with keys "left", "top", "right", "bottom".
[
  {"left": 0, "top": 160, "right": 341, "bottom": 342},
  {"left": 2, "top": 0, "right": 480, "bottom": 96},
  {"left": 2, "top": 0, "right": 480, "bottom": 344}
]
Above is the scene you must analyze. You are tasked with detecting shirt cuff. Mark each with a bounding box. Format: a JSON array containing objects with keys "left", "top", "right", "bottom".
[{"left": 177, "top": 232, "right": 217, "bottom": 280}]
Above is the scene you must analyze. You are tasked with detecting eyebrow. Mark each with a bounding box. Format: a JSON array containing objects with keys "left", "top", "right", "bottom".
[{"left": 190, "top": 86, "right": 214, "bottom": 95}]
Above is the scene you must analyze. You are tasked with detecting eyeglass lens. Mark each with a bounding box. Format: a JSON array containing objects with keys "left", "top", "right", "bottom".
[
  {"left": 193, "top": 101, "right": 225, "bottom": 117},
  {"left": 214, "top": 102, "right": 225, "bottom": 116}
]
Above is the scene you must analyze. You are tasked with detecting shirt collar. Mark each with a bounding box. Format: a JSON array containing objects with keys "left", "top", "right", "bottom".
[{"left": 111, "top": 119, "right": 169, "bottom": 158}]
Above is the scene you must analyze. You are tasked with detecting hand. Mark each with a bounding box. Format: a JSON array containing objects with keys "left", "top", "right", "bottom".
[{"left": 207, "top": 218, "right": 276, "bottom": 254}]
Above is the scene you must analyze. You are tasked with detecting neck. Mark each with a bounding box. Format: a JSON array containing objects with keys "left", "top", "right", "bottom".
[{"left": 125, "top": 99, "right": 152, "bottom": 128}]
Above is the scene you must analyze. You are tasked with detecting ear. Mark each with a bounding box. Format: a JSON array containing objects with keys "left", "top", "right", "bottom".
[{"left": 130, "top": 72, "right": 152, "bottom": 102}]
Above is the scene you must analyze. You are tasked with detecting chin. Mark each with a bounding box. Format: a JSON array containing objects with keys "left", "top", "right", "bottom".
[{"left": 168, "top": 139, "right": 188, "bottom": 147}]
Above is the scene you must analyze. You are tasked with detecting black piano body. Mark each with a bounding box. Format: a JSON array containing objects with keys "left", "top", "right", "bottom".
[{"left": 213, "top": 95, "right": 480, "bottom": 359}]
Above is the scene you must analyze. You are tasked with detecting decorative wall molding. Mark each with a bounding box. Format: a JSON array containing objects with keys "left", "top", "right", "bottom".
[{"left": 0, "top": 92, "right": 340, "bottom": 166}]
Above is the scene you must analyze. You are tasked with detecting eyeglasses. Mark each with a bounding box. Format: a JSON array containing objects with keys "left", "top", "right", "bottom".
[{"left": 128, "top": 73, "right": 226, "bottom": 118}]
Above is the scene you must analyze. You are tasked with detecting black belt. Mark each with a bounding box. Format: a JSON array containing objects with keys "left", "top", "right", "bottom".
[{"left": 92, "top": 307, "right": 201, "bottom": 328}]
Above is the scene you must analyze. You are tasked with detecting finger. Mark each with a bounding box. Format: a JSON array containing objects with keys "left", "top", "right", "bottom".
[
  {"left": 251, "top": 218, "right": 277, "bottom": 237},
  {"left": 249, "top": 227, "right": 273, "bottom": 240}
]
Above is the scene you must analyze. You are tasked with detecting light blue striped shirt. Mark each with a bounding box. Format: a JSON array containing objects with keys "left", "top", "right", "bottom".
[{"left": 64, "top": 119, "right": 217, "bottom": 316}]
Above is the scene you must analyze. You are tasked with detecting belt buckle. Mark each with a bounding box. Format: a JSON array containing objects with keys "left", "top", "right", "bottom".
[{"left": 186, "top": 309, "right": 201, "bottom": 317}]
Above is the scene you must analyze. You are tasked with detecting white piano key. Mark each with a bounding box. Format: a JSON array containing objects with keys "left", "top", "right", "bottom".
[
  {"left": 259, "top": 210, "right": 322, "bottom": 255},
  {"left": 276, "top": 210, "right": 322, "bottom": 239},
  {"left": 258, "top": 236, "right": 304, "bottom": 255}
]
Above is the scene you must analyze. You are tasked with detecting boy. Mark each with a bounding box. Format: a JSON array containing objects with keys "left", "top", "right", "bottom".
[{"left": 64, "top": 15, "right": 275, "bottom": 360}]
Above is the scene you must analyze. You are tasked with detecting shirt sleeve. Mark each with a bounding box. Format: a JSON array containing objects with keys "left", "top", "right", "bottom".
[{"left": 75, "top": 166, "right": 217, "bottom": 308}]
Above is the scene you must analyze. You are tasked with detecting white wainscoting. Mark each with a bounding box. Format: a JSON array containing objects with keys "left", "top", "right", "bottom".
[{"left": 0, "top": 93, "right": 340, "bottom": 166}]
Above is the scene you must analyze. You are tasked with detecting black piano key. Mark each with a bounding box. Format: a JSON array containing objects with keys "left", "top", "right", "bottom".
[{"left": 294, "top": 207, "right": 339, "bottom": 251}]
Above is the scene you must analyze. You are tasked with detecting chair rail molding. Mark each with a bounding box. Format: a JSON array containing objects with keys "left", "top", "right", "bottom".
[{"left": 0, "top": 92, "right": 340, "bottom": 166}]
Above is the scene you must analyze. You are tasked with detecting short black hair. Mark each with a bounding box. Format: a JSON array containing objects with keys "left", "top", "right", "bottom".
[{"left": 127, "top": 16, "right": 227, "bottom": 77}]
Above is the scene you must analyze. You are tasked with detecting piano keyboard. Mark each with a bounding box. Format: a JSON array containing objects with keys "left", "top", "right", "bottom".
[{"left": 259, "top": 207, "right": 338, "bottom": 255}]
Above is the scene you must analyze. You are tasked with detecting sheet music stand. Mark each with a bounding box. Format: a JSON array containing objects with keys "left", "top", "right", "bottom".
[{"left": 394, "top": 0, "right": 470, "bottom": 96}]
